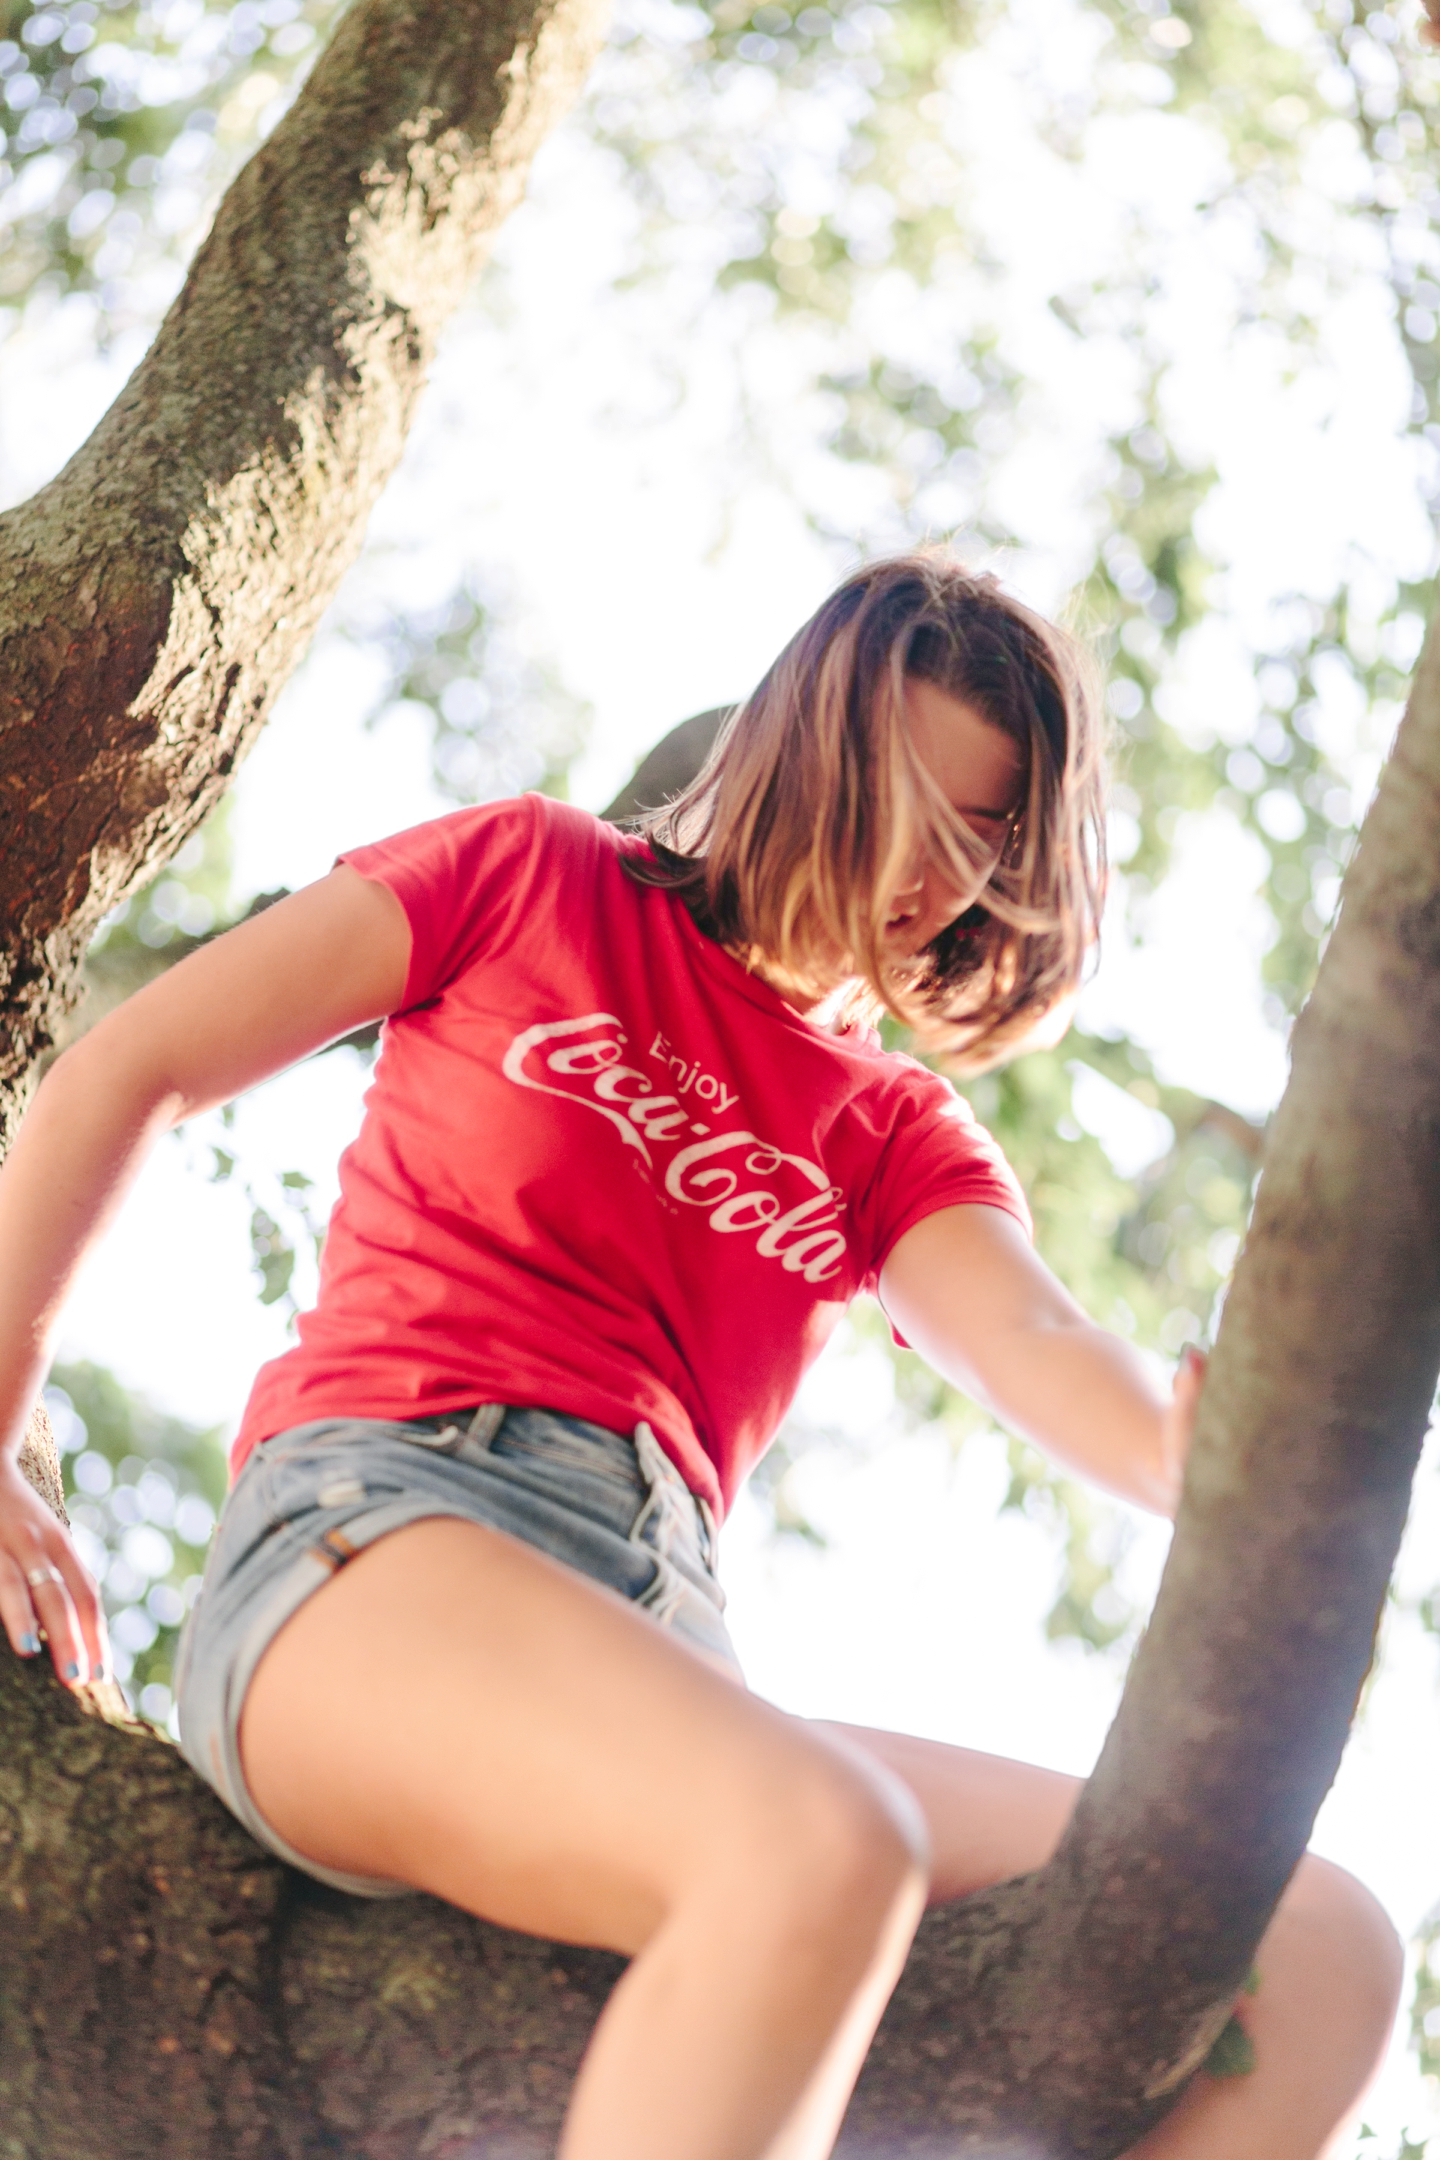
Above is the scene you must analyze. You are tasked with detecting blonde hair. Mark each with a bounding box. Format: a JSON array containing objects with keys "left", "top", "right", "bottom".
[{"left": 624, "top": 551, "right": 1107, "bottom": 1069}]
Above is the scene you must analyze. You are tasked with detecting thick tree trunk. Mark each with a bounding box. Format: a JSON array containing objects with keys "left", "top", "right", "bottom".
[
  {"left": 2, "top": 0, "right": 1438, "bottom": 2143},
  {"left": 0, "top": 0, "right": 607, "bottom": 1152}
]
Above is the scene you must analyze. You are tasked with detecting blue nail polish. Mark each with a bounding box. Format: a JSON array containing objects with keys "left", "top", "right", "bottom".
[
  {"left": 63, "top": 1660, "right": 81, "bottom": 1681},
  {"left": 19, "top": 1632, "right": 40, "bottom": 1656},
  {"left": 92, "top": 1663, "right": 109, "bottom": 1684}
]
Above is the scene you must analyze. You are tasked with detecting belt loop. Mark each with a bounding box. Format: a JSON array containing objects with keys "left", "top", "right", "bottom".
[
  {"left": 465, "top": 1403, "right": 506, "bottom": 1450},
  {"left": 632, "top": 1420, "right": 666, "bottom": 1488}
]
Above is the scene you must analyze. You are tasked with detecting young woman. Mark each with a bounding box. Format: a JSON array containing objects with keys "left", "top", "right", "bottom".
[{"left": 0, "top": 555, "right": 1400, "bottom": 2159}]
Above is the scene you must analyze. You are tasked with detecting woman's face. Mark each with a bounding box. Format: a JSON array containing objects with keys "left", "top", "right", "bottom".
[{"left": 881, "top": 676, "right": 1024, "bottom": 962}]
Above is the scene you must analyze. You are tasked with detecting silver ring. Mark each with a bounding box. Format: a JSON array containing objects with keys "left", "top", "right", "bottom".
[{"left": 25, "top": 1565, "right": 62, "bottom": 1589}]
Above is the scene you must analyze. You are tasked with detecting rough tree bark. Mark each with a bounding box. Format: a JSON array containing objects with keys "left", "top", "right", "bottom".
[
  {"left": 0, "top": 0, "right": 606, "bottom": 1152},
  {"left": 3, "top": 0, "right": 1439, "bottom": 2148}
]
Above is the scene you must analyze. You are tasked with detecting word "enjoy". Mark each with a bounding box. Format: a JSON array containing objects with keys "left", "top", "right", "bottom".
[{"left": 648, "top": 1031, "right": 738, "bottom": 1117}]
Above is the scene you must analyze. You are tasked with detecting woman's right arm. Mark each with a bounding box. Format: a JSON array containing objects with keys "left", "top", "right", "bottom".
[{"left": 0, "top": 865, "right": 411, "bottom": 1685}]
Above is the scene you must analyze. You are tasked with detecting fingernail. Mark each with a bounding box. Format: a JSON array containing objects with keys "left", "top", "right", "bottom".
[
  {"left": 92, "top": 1662, "right": 109, "bottom": 1684},
  {"left": 63, "top": 1660, "right": 82, "bottom": 1681},
  {"left": 19, "top": 1632, "right": 40, "bottom": 1656}
]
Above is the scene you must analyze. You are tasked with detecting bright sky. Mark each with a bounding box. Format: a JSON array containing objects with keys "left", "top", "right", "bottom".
[{"left": 6, "top": 2, "right": 1440, "bottom": 2145}]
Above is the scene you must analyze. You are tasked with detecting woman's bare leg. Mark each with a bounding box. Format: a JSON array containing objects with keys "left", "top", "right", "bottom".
[
  {"left": 239, "top": 1521, "right": 928, "bottom": 2160},
  {"left": 831, "top": 1724, "right": 1402, "bottom": 2160}
]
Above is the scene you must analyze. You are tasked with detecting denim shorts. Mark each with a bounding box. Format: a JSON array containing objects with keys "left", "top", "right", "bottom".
[{"left": 173, "top": 1405, "right": 739, "bottom": 1897}]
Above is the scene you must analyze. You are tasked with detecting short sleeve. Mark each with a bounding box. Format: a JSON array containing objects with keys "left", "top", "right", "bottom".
[
  {"left": 856, "top": 1060, "right": 1032, "bottom": 1295},
  {"left": 338, "top": 796, "right": 544, "bottom": 1012}
]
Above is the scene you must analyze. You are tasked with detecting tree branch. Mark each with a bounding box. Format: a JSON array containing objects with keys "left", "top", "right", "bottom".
[
  {"left": 600, "top": 703, "right": 733, "bottom": 823},
  {"left": 0, "top": 0, "right": 609, "bottom": 1150}
]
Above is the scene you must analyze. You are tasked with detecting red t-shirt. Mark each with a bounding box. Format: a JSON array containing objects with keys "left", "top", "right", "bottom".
[{"left": 232, "top": 797, "right": 1030, "bottom": 1515}]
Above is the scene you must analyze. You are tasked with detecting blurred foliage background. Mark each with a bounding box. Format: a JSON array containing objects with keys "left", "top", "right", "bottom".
[
  {"left": 6, "top": 0, "right": 1440, "bottom": 2137},
  {"left": 45, "top": 1362, "right": 222, "bottom": 1728},
  {"left": 17, "top": 0, "right": 1421, "bottom": 1703}
]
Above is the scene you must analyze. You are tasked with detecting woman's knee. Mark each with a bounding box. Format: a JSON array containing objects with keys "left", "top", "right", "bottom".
[
  {"left": 1279, "top": 1855, "right": 1403, "bottom": 2042},
  {"left": 732, "top": 1725, "right": 931, "bottom": 1940}
]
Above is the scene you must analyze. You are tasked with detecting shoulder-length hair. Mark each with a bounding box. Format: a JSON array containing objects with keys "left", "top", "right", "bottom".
[{"left": 623, "top": 551, "right": 1107, "bottom": 1069}]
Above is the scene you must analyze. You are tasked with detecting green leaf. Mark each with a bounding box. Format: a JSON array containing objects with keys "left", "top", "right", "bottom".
[
  {"left": 1203, "top": 2015, "right": 1256, "bottom": 2081},
  {"left": 250, "top": 1207, "right": 296, "bottom": 1307}
]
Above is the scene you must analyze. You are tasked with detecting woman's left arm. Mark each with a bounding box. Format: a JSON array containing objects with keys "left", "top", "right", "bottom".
[{"left": 878, "top": 1205, "right": 1202, "bottom": 1516}]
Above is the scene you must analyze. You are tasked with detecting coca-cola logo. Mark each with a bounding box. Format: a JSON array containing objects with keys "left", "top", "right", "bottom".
[{"left": 502, "top": 1013, "right": 849, "bottom": 1285}]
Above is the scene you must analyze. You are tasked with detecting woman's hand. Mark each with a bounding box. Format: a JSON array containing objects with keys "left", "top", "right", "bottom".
[
  {"left": 1158, "top": 1344, "right": 1207, "bottom": 1513},
  {"left": 0, "top": 1454, "right": 108, "bottom": 1687},
  {"left": 880, "top": 1206, "right": 1207, "bottom": 1515}
]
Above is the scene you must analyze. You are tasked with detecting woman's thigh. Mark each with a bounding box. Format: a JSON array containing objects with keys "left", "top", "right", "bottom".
[
  {"left": 817, "top": 1722, "right": 1078, "bottom": 1902},
  {"left": 239, "top": 1517, "right": 917, "bottom": 1955}
]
